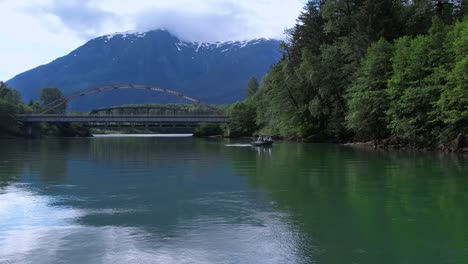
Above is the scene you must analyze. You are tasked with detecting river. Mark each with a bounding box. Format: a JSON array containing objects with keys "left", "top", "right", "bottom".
[{"left": 0, "top": 137, "right": 467, "bottom": 264}]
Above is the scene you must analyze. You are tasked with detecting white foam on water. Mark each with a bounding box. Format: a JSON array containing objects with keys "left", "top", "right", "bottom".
[{"left": 225, "top": 144, "right": 252, "bottom": 147}]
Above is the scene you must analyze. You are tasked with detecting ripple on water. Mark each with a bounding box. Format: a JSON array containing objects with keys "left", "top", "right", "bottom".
[{"left": 0, "top": 185, "right": 309, "bottom": 264}]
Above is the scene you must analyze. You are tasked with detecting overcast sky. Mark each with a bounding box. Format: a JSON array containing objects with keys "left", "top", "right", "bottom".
[{"left": 0, "top": 0, "right": 305, "bottom": 81}]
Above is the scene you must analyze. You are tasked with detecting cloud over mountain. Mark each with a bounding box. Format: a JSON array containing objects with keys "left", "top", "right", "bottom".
[{"left": 0, "top": 0, "right": 303, "bottom": 80}]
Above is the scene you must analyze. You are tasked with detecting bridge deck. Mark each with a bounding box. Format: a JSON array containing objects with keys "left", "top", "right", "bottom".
[{"left": 20, "top": 115, "right": 229, "bottom": 123}]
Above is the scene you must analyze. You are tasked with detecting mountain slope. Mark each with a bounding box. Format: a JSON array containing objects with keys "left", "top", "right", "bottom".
[{"left": 7, "top": 30, "right": 281, "bottom": 111}]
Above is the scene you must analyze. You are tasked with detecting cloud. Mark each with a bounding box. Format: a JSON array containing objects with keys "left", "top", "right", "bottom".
[
  {"left": 39, "top": 0, "right": 304, "bottom": 41},
  {"left": 131, "top": 0, "right": 304, "bottom": 42},
  {"left": 37, "top": 0, "right": 123, "bottom": 38},
  {"left": 0, "top": 0, "right": 85, "bottom": 81},
  {"left": 0, "top": 0, "right": 305, "bottom": 80},
  {"left": 135, "top": 7, "right": 250, "bottom": 42}
]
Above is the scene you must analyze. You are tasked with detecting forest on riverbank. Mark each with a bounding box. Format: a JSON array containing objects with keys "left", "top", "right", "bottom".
[
  {"left": 0, "top": 81, "right": 224, "bottom": 137},
  {"left": 0, "top": 82, "right": 31, "bottom": 136},
  {"left": 0, "top": 82, "right": 90, "bottom": 137},
  {"left": 228, "top": 0, "right": 467, "bottom": 152}
]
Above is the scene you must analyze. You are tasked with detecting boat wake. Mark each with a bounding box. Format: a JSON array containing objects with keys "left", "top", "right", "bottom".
[{"left": 225, "top": 144, "right": 252, "bottom": 147}]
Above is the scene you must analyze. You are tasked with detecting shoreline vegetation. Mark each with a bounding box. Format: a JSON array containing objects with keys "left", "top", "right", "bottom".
[
  {"left": 226, "top": 1, "right": 467, "bottom": 153},
  {"left": 0, "top": 82, "right": 91, "bottom": 138},
  {"left": 2, "top": 1, "right": 467, "bottom": 154}
]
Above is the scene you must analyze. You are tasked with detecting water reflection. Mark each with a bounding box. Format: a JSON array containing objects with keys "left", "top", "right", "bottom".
[
  {"left": 0, "top": 138, "right": 467, "bottom": 264},
  {"left": 0, "top": 185, "right": 301, "bottom": 264},
  {"left": 0, "top": 138, "right": 307, "bottom": 264},
  {"left": 253, "top": 146, "right": 273, "bottom": 156},
  {"left": 0, "top": 185, "right": 82, "bottom": 263},
  {"left": 228, "top": 143, "right": 468, "bottom": 263}
]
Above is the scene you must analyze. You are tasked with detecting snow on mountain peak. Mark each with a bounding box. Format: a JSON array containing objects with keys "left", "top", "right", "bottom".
[
  {"left": 104, "top": 30, "right": 150, "bottom": 41},
  {"left": 102, "top": 29, "right": 274, "bottom": 50},
  {"left": 172, "top": 38, "right": 272, "bottom": 53}
]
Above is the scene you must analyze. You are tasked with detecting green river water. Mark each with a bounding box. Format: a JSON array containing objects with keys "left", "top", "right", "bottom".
[{"left": 0, "top": 137, "right": 467, "bottom": 264}]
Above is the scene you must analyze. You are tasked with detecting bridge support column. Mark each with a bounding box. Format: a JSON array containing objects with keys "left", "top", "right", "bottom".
[
  {"left": 25, "top": 122, "right": 33, "bottom": 138},
  {"left": 224, "top": 124, "right": 231, "bottom": 138}
]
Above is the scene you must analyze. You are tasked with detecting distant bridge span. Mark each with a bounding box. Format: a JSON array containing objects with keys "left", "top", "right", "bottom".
[
  {"left": 21, "top": 115, "right": 228, "bottom": 124},
  {"left": 21, "top": 84, "right": 230, "bottom": 137},
  {"left": 39, "top": 84, "right": 221, "bottom": 115}
]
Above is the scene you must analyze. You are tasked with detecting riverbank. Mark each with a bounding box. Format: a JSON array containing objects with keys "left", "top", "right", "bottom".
[
  {"left": 93, "top": 134, "right": 193, "bottom": 138},
  {"left": 344, "top": 140, "right": 468, "bottom": 154},
  {"left": 248, "top": 134, "right": 468, "bottom": 154}
]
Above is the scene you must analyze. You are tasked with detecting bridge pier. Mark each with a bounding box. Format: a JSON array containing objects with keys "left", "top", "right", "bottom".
[
  {"left": 24, "top": 122, "right": 33, "bottom": 138},
  {"left": 224, "top": 124, "right": 231, "bottom": 138}
]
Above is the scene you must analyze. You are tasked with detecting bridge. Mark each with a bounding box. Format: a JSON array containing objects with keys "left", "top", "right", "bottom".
[
  {"left": 21, "top": 84, "right": 230, "bottom": 137},
  {"left": 21, "top": 114, "right": 228, "bottom": 123}
]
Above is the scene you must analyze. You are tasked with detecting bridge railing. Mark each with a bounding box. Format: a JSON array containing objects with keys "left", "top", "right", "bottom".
[
  {"left": 19, "top": 114, "right": 230, "bottom": 124},
  {"left": 19, "top": 113, "right": 228, "bottom": 117}
]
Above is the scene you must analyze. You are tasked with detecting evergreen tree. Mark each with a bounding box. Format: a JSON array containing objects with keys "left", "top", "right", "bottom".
[
  {"left": 0, "top": 99, "right": 19, "bottom": 135},
  {"left": 0, "top": 81, "right": 22, "bottom": 106},
  {"left": 403, "top": 0, "right": 436, "bottom": 36},
  {"left": 246, "top": 77, "right": 259, "bottom": 98},
  {"left": 39, "top": 88, "right": 66, "bottom": 114},
  {"left": 0, "top": 82, "right": 29, "bottom": 136},
  {"left": 227, "top": 0, "right": 466, "bottom": 151},
  {"left": 288, "top": 0, "right": 326, "bottom": 59}
]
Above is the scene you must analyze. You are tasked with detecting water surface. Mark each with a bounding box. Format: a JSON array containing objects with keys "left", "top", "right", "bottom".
[{"left": 0, "top": 138, "right": 467, "bottom": 263}]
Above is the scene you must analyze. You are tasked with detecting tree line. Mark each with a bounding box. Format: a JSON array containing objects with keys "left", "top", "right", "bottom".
[
  {"left": 89, "top": 103, "right": 225, "bottom": 116},
  {"left": 0, "top": 82, "right": 89, "bottom": 137},
  {"left": 228, "top": 0, "right": 467, "bottom": 151}
]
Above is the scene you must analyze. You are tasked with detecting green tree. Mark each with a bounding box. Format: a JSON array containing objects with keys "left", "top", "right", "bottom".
[
  {"left": 347, "top": 38, "right": 393, "bottom": 140},
  {"left": 0, "top": 82, "right": 25, "bottom": 136},
  {"left": 254, "top": 62, "right": 306, "bottom": 136},
  {"left": 402, "top": 0, "right": 436, "bottom": 36},
  {"left": 0, "top": 81, "right": 21, "bottom": 106},
  {"left": 246, "top": 77, "right": 259, "bottom": 98},
  {"left": 0, "top": 99, "right": 19, "bottom": 135},
  {"left": 228, "top": 0, "right": 466, "bottom": 151},
  {"left": 39, "top": 87, "right": 66, "bottom": 114},
  {"left": 288, "top": 1, "right": 327, "bottom": 60},
  {"left": 194, "top": 123, "right": 223, "bottom": 137},
  {"left": 433, "top": 0, "right": 464, "bottom": 22},
  {"left": 227, "top": 100, "right": 257, "bottom": 137},
  {"left": 460, "top": 0, "right": 468, "bottom": 17},
  {"left": 322, "top": 0, "right": 403, "bottom": 64},
  {"left": 387, "top": 18, "right": 449, "bottom": 145},
  {"left": 437, "top": 18, "right": 468, "bottom": 144}
]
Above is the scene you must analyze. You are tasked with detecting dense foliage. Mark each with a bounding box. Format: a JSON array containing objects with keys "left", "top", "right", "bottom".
[
  {"left": 90, "top": 103, "right": 226, "bottom": 136},
  {"left": 233, "top": 0, "right": 467, "bottom": 151},
  {"left": 246, "top": 77, "right": 259, "bottom": 98},
  {"left": 90, "top": 103, "right": 223, "bottom": 115},
  {"left": 226, "top": 99, "right": 258, "bottom": 137},
  {"left": 0, "top": 83, "right": 90, "bottom": 137},
  {"left": 193, "top": 123, "right": 224, "bottom": 137},
  {"left": 0, "top": 82, "right": 30, "bottom": 136},
  {"left": 39, "top": 87, "right": 67, "bottom": 114}
]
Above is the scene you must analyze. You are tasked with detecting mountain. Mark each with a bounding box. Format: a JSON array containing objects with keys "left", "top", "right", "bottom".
[{"left": 7, "top": 30, "right": 281, "bottom": 111}]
